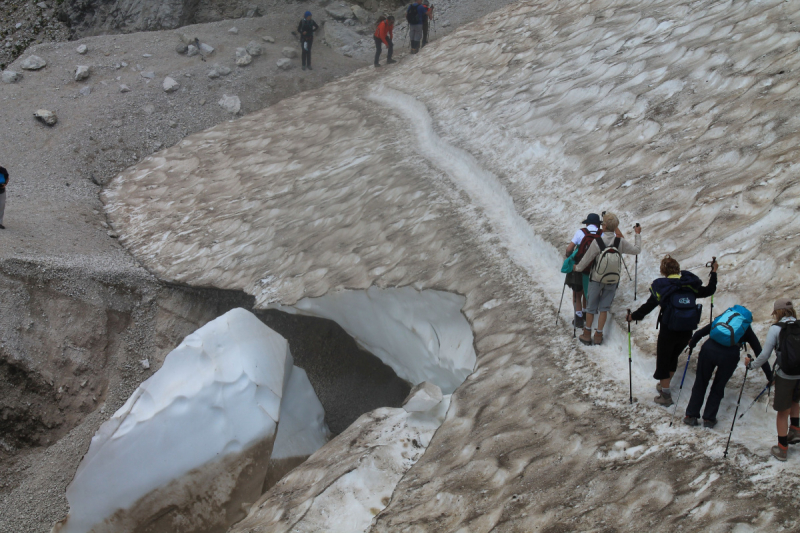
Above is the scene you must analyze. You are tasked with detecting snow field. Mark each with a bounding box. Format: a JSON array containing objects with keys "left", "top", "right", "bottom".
[{"left": 53, "top": 309, "right": 329, "bottom": 533}]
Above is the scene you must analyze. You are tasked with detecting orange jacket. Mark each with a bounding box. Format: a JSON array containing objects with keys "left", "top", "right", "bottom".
[{"left": 374, "top": 20, "right": 394, "bottom": 45}]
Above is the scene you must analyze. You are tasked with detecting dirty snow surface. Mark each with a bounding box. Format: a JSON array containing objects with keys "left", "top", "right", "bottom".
[{"left": 105, "top": 0, "right": 800, "bottom": 530}]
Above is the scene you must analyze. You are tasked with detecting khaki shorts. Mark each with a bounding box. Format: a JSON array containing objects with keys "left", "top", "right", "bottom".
[{"left": 773, "top": 374, "right": 800, "bottom": 412}]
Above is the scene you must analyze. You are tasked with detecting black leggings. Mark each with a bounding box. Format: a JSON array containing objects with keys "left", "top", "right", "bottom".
[
  {"left": 374, "top": 36, "right": 393, "bottom": 65},
  {"left": 302, "top": 39, "right": 313, "bottom": 66}
]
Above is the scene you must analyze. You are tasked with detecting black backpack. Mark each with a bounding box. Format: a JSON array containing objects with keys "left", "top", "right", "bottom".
[
  {"left": 659, "top": 286, "right": 702, "bottom": 331},
  {"left": 778, "top": 321, "right": 800, "bottom": 375},
  {"left": 406, "top": 4, "right": 420, "bottom": 24}
]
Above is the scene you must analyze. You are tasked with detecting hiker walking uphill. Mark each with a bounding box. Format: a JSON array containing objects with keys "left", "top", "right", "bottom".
[
  {"left": 297, "top": 11, "right": 319, "bottom": 70},
  {"left": 627, "top": 256, "right": 718, "bottom": 407},
  {"left": 683, "top": 304, "right": 771, "bottom": 429},
  {"left": 746, "top": 298, "right": 799, "bottom": 461},
  {"left": 572, "top": 213, "right": 641, "bottom": 346},
  {"left": 565, "top": 213, "right": 603, "bottom": 329},
  {"left": 0, "top": 165, "right": 8, "bottom": 229},
  {"left": 406, "top": 1, "right": 429, "bottom": 54},
  {"left": 421, "top": 0, "right": 435, "bottom": 47},
  {"left": 374, "top": 16, "right": 396, "bottom": 67}
]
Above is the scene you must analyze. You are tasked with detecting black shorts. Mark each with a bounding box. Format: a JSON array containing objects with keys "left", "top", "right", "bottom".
[
  {"left": 654, "top": 328, "right": 693, "bottom": 380},
  {"left": 773, "top": 374, "right": 800, "bottom": 412},
  {"left": 566, "top": 271, "right": 583, "bottom": 291}
]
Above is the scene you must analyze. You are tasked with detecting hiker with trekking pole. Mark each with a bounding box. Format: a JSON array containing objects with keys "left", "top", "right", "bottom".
[
  {"left": 744, "top": 298, "right": 798, "bottom": 461},
  {"left": 572, "top": 213, "right": 641, "bottom": 346},
  {"left": 421, "top": 0, "right": 434, "bottom": 47},
  {"left": 682, "top": 303, "right": 771, "bottom": 430},
  {"left": 560, "top": 213, "right": 602, "bottom": 331},
  {"left": 627, "top": 255, "right": 717, "bottom": 407},
  {"left": 405, "top": 2, "right": 429, "bottom": 54}
]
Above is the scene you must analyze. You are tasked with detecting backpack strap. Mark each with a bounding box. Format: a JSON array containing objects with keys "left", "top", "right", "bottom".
[
  {"left": 596, "top": 238, "right": 606, "bottom": 252},
  {"left": 612, "top": 237, "right": 621, "bottom": 249}
]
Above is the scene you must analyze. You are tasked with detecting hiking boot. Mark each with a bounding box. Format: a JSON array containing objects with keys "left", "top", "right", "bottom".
[
  {"left": 374, "top": 63, "right": 382, "bottom": 68},
  {"left": 654, "top": 392, "right": 674, "bottom": 407},
  {"left": 702, "top": 419, "right": 717, "bottom": 428},
  {"left": 579, "top": 328, "right": 593, "bottom": 346},
  {"left": 573, "top": 314, "right": 585, "bottom": 330},
  {"left": 0, "top": 224, "right": 5, "bottom": 229},
  {"left": 788, "top": 426, "right": 800, "bottom": 444},
  {"left": 308, "top": 66, "right": 313, "bottom": 70},
  {"left": 387, "top": 58, "right": 397, "bottom": 64},
  {"left": 302, "top": 65, "right": 307, "bottom": 70},
  {"left": 683, "top": 416, "right": 699, "bottom": 427},
  {"left": 593, "top": 331, "right": 604, "bottom": 346},
  {"left": 771, "top": 444, "right": 788, "bottom": 462},
  {"left": 656, "top": 382, "right": 663, "bottom": 393}
]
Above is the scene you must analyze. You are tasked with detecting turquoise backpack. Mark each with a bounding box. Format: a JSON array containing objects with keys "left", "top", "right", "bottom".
[{"left": 710, "top": 305, "right": 752, "bottom": 347}]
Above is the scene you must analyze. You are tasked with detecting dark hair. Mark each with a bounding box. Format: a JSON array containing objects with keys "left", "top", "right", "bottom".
[
  {"left": 387, "top": 15, "right": 395, "bottom": 22},
  {"left": 660, "top": 255, "right": 680, "bottom": 277}
]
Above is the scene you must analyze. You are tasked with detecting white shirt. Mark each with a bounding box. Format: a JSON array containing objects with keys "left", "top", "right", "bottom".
[{"left": 571, "top": 225, "right": 599, "bottom": 246}]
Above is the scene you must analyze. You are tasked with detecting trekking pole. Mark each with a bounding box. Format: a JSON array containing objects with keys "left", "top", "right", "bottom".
[
  {"left": 633, "top": 223, "right": 640, "bottom": 300},
  {"left": 724, "top": 365, "right": 749, "bottom": 458},
  {"left": 706, "top": 256, "right": 716, "bottom": 324},
  {"left": 620, "top": 256, "right": 633, "bottom": 281},
  {"left": 556, "top": 274, "right": 567, "bottom": 326},
  {"left": 738, "top": 383, "right": 770, "bottom": 420},
  {"left": 669, "top": 347, "right": 692, "bottom": 426},
  {"left": 627, "top": 309, "right": 633, "bottom": 404}
]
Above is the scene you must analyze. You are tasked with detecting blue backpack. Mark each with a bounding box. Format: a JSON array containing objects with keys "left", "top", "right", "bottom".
[{"left": 710, "top": 305, "right": 753, "bottom": 347}]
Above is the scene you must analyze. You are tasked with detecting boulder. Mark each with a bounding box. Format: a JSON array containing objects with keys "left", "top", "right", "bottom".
[
  {"left": 218, "top": 94, "right": 241, "bottom": 114},
  {"left": 276, "top": 58, "right": 292, "bottom": 70},
  {"left": 20, "top": 55, "right": 47, "bottom": 70},
  {"left": 282, "top": 47, "right": 298, "bottom": 59},
  {"left": 187, "top": 44, "right": 198, "bottom": 56},
  {"left": 351, "top": 5, "right": 370, "bottom": 23},
  {"left": 402, "top": 382, "right": 443, "bottom": 413},
  {"left": 199, "top": 43, "right": 214, "bottom": 55},
  {"left": 176, "top": 42, "right": 188, "bottom": 54},
  {"left": 325, "top": 4, "right": 354, "bottom": 20},
  {"left": 2, "top": 70, "right": 20, "bottom": 83},
  {"left": 323, "top": 21, "right": 363, "bottom": 51},
  {"left": 235, "top": 48, "right": 252, "bottom": 66},
  {"left": 162, "top": 77, "right": 180, "bottom": 92},
  {"left": 246, "top": 41, "right": 263, "bottom": 57},
  {"left": 262, "top": 35, "right": 275, "bottom": 43},
  {"left": 75, "top": 65, "right": 90, "bottom": 81},
  {"left": 34, "top": 109, "right": 57, "bottom": 126},
  {"left": 76, "top": 44, "right": 88, "bottom": 54}
]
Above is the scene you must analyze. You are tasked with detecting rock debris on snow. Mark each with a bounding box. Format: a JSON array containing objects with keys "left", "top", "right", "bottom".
[{"left": 74, "top": 65, "right": 90, "bottom": 81}]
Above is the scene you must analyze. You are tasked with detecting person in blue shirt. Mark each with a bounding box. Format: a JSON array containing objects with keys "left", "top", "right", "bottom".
[
  {"left": 407, "top": 2, "right": 429, "bottom": 54},
  {"left": 0, "top": 165, "right": 8, "bottom": 229}
]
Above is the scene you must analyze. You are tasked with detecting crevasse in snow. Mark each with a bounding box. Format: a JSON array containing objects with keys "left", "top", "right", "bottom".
[{"left": 53, "top": 308, "right": 328, "bottom": 533}]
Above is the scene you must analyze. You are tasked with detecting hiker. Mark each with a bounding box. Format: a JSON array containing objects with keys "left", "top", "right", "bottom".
[
  {"left": 572, "top": 212, "right": 641, "bottom": 346},
  {"left": 297, "top": 11, "right": 319, "bottom": 70},
  {"left": 626, "top": 256, "right": 717, "bottom": 406},
  {"left": 746, "top": 298, "right": 798, "bottom": 461},
  {"left": 421, "top": 1, "right": 434, "bottom": 47},
  {"left": 0, "top": 165, "right": 7, "bottom": 229},
  {"left": 374, "top": 16, "right": 396, "bottom": 67},
  {"left": 565, "top": 213, "right": 603, "bottom": 329},
  {"left": 683, "top": 304, "right": 772, "bottom": 429},
  {"left": 406, "top": 1, "right": 428, "bottom": 54}
]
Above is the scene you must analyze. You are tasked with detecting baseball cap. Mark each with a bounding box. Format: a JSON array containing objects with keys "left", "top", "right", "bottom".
[
  {"left": 774, "top": 298, "right": 793, "bottom": 311},
  {"left": 582, "top": 213, "right": 601, "bottom": 226}
]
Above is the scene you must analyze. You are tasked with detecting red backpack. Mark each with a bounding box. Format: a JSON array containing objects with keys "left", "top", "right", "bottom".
[{"left": 574, "top": 228, "right": 602, "bottom": 274}]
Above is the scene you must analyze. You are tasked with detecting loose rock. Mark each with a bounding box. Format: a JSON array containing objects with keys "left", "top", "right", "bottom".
[
  {"left": 229, "top": 27, "right": 239, "bottom": 34},
  {"left": 76, "top": 44, "right": 88, "bottom": 55},
  {"left": 162, "top": 77, "right": 180, "bottom": 92},
  {"left": 119, "top": 84, "right": 130, "bottom": 93},
  {"left": 352, "top": 5, "right": 370, "bottom": 22},
  {"left": 402, "top": 382, "right": 443, "bottom": 413},
  {"left": 199, "top": 43, "right": 215, "bottom": 55},
  {"left": 187, "top": 45, "right": 198, "bottom": 57},
  {"left": 276, "top": 58, "right": 292, "bottom": 70},
  {"left": 79, "top": 86, "right": 92, "bottom": 96},
  {"left": 213, "top": 64, "right": 231, "bottom": 76},
  {"left": 218, "top": 94, "right": 241, "bottom": 114},
  {"left": 2, "top": 70, "right": 20, "bottom": 83},
  {"left": 20, "top": 55, "right": 47, "bottom": 70},
  {"left": 34, "top": 109, "right": 57, "bottom": 126},
  {"left": 207, "top": 70, "right": 220, "bottom": 79},
  {"left": 262, "top": 36, "right": 275, "bottom": 43},
  {"left": 246, "top": 41, "right": 263, "bottom": 57},
  {"left": 176, "top": 42, "right": 188, "bottom": 54},
  {"left": 140, "top": 71, "right": 155, "bottom": 79},
  {"left": 282, "top": 47, "right": 298, "bottom": 59},
  {"left": 75, "top": 65, "right": 90, "bottom": 81},
  {"left": 325, "top": 4, "right": 354, "bottom": 20},
  {"left": 235, "top": 48, "right": 252, "bottom": 66}
]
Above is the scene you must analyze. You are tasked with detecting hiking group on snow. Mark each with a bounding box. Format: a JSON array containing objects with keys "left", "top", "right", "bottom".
[{"left": 564, "top": 212, "right": 798, "bottom": 461}]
